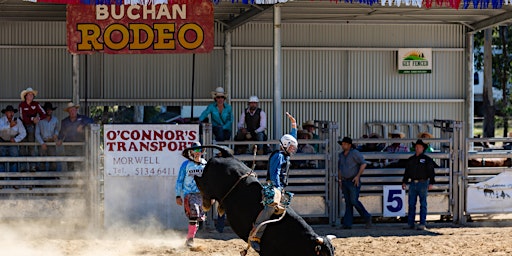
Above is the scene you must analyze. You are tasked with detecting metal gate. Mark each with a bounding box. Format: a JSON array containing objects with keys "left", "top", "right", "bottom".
[
  {"left": 462, "top": 137, "right": 512, "bottom": 223},
  {"left": 0, "top": 124, "right": 102, "bottom": 225}
]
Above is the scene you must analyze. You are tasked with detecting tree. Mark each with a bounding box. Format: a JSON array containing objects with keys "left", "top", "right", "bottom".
[{"left": 474, "top": 26, "right": 512, "bottom": 137}]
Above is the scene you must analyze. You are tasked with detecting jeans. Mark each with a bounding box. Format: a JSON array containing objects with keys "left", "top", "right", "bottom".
[
  {"left": 215, "top": 213, "right": 226, "bottom": 232},
  {"left": 234, "top": 130, "right": 267, "bottom": 154},
  {"left": 407, "top": 181, "right": 429, "bottom": 226},
  {"left": 21, "top": 124, "right": 37, "bottom": 170},
  {"left": 212, "top": 126, "right": 231, "bottom": 142},
  {"left": 341, "top": 179, "right": 371, "bottom": 227},
  {"left": 0, "top": 145, "right": 19, "bottom": 172}
]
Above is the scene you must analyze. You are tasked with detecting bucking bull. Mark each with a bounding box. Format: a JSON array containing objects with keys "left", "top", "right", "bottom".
[{"left": 182, "top": 145, "right": 335, "bottom": 256}]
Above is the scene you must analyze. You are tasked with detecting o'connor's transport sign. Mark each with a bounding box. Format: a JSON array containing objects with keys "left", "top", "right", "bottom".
[
  {"left": 104, "top": 124, "right": 198, "bottom": 176},
  {"left": 398, "top": 48, "right": 432, "bottom": 74},
  {"left": 66, "top": 0, "right": 213, "bottom": 54}
]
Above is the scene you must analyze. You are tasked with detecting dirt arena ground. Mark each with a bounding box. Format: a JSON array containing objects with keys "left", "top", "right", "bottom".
[{"left": 1, "top": 219, "right": 512, "bottom": 256}]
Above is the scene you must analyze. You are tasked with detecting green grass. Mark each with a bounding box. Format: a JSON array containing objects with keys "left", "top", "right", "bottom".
[{"left": 474, "top": 119, "right": 510, "bottom": 138}]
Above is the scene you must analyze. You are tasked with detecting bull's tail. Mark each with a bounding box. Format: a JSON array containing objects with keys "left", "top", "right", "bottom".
[{"left": 182, "top": 144, "right": 234, "bottom": 163}]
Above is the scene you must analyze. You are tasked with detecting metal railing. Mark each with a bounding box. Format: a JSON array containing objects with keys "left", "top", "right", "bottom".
[
  {"left": 0, "top": 124, "right": 101, "bottom": 225},
  {"left": 462, "top": 137, "right": 512, "bottom": 222}
]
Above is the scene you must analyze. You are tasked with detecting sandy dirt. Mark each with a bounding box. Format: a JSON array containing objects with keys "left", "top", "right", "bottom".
[{"left": 1, "top": 220, "right": 512, "bottom": 256}]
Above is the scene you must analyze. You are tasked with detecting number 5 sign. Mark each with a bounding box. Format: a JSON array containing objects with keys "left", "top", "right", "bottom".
[{"left": 383, "top": 185, "right": 406, "bottom": 217}]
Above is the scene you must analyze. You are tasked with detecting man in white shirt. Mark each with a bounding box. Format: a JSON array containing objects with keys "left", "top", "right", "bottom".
[
  {"left": 0, "top": 105, "right": 26, "bottom": 172},
  {"left": 235, "top": 96, "right": 267, "bottom": 154}
]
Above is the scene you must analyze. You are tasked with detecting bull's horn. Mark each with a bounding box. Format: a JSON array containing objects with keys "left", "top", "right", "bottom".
[{"left": 326, "top": 235, "right": 336, "bottom": 241}]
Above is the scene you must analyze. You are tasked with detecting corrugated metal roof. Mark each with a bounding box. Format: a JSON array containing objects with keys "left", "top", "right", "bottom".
[{"left": 0, "top": 0, "right": 512, "bottom": 32}]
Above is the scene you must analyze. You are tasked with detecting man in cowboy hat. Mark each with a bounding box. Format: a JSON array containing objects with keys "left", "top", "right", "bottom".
[
  {"left": 35, "top": 102, "right": 60, "bottom": 171},
  {"left": 382, "top": 129, "right": 410, "bottom": 168},
  {"left": 402, "top": 139, "right": 436, "bottom": 230},
  {"left": 235, "top": 95, "right": 268, "bottom": 154},
  {"left": 337, "top": 136, "right": 372, "bottom": 229},
  {"left": 57, "top": 102, "right": 93, "bottom": 171},
  {"left": 199, "top": 87, "right": 233, "bottom": 142},
  {"left": 0, "top": 105, "right": 26, "bottom": 173},
  {"left": 302, "top": 120, "right": 320, "bottom": 151},
  {"left": 295, "top": 129, "right": 317, "bottom": 168},
  {"left": 19, "top": 87, "right": 47, "bottom": 171},
  {"left": 410, "top": 131, "right": 435, "bottom": 152}
]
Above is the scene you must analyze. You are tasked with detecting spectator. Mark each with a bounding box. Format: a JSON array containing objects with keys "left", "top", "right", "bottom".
[
  {"left": 235, "top": 96, "right": 268, "bottom": 155},
  {"left": 402, "top": 139, "right": 436, "bottom": 230},
  {"left": 382, "top": 129, "right": 409, "bottom": 168},
  {"left": 357, "top": 133, "right": 386, "bottom": 168},
  {"left": 302, "top": 120, "right": 320, "bottom": 152},
  {"left": 35, "top": 102, "right": 61, "bottom": 171},
  {"left": 199, "top": 87, "right": 233, "bottom": 142},
  {"left": 249, "top": 112, "right": 297, "bottom": 252},
  {"left": 18, "top": 87, "right": 47, "bottom": 171},
  {"left": 295, "top": 129, "right": 317, "bottom": 168},
  {"left": 57, "top": 102, "right": 93, "bottom": 171},
  {"left": 175, "top": 142, "right": 206, "bottom": 247},
  {"left": 337, "top": 136, "right": 372, "bottom": 229},
  {"left": 357, "top": 133, "right": 385, "bottom": 152},
  {"left": 410, "top": 131, "right": 435, "bottom": 152},
  {"left": 0, "top": 105, "right": 26, "bottom": 174}
]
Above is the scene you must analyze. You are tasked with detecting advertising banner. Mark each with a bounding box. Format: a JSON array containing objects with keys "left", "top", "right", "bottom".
[
  {"left": 103, "top": 124, "right": 199, "bottom": 176},
  {"left": 398, "top": 48, "right": 432, "bottom": 74},
  {"left": 66, "top": 0, "right": 214, "bottom": 54},
  {"left": 467, "top": 171, "right": 512, "bottom": 213}
]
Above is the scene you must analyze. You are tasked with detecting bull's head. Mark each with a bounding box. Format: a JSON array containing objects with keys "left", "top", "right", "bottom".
[{"left": 186, "top": 145, "right": 249, "bottom": 214}]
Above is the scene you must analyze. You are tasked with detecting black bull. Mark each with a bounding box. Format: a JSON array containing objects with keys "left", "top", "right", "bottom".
[{"left": 183, "top": 145, "right": 335, "bottom": 256}]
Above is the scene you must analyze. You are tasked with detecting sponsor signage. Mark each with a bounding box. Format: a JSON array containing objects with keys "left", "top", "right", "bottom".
[
  {"left": 398, "top": 48, "right": 432, "bottom": 74},
  {"left": 66, "top": 0, "right": 214, "bottom": 54},
  {"left": 103, "top": 124, "right": 199, "bottom": 176},
  {"left": 467, "top": 171, "right": 512, "bottom": 213}
]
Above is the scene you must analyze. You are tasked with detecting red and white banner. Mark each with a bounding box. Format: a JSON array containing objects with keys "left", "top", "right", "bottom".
[
  {"left": 66, "top": 0, "right": 214, "bottom": 54},
  {"left": 104, "top": 124, "right": 199, "bottom": 176}
]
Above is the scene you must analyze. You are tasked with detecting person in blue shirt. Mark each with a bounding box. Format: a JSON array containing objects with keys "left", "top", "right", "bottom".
[
  {"left": 338, "top": 136, "right": 372, "bottom": 229},
  {"left": 199, "top": 87, "right": 233, "bottom": 142},
  {"left": 249, "top": 112, "right": 298, "bottom": 252},
  {"left": 35, "top": 102, "right": 61, "bottom": 171},
  {"left": 175, "top": 142, "right": 206, "bottom": 247},
  {"left": 56, "top": 102, "right": 93, "bottom": 171}
]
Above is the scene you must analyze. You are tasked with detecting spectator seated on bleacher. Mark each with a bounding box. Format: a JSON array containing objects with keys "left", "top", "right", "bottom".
[
  {"left": 293, "top": 129, "right": 317, "bottom": 169},
  {"left": 234, "top": 96, "right": 269, "bottom": 155},
  {"left": 357, "top": 133, "right": 385, "bottom": 169},
  {"left": 357, "top": 133, "right": 385, "bottom": 152},
  {"left": 381, "top": 129, "right": 409, "bottom": 168},
  {"left": 410, "top": 131, "right": 435, "bottom": 152}
]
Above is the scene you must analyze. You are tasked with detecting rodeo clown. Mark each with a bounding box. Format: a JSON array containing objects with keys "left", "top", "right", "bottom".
[
  {"left": 175, "top": 141, "right": 207, "bottom": 248},
  {"left": 249, "top": 112, "right": 298, "bottom": 252}
]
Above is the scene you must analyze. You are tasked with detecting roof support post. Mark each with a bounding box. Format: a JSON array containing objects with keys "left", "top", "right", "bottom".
[
  {"left": 466, "top": 32, "right": 474, "bottom": 140},
  {"left": 224, "top": 31, "right": 232, "bottom": 102},
  {"left": 273, "top": 4, "right": 282, "bottom": 140},
  {"left": 72, "top": 54, "right": 80, "bottom": 105}
]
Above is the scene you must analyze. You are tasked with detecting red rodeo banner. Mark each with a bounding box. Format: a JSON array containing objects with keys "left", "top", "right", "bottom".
[{"left": 66, "top": 0, "right": 213, "bottom": 54}]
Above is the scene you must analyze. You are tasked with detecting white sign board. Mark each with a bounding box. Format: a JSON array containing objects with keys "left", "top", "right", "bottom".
[
  {"left": 383, "top": 185, "right": 406, "bottom": 217},
  {"left": 103, "top": 124, "right": 199, "bottom": 230},
  {"left": 467, "top": 171, "right": 512, "bottom": 213},
  {"left": 398, "top": 48, "right": 432, "bottom": 74},
  {"left": 104, "top": 124, "right": 199, "bottom": 176}
]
